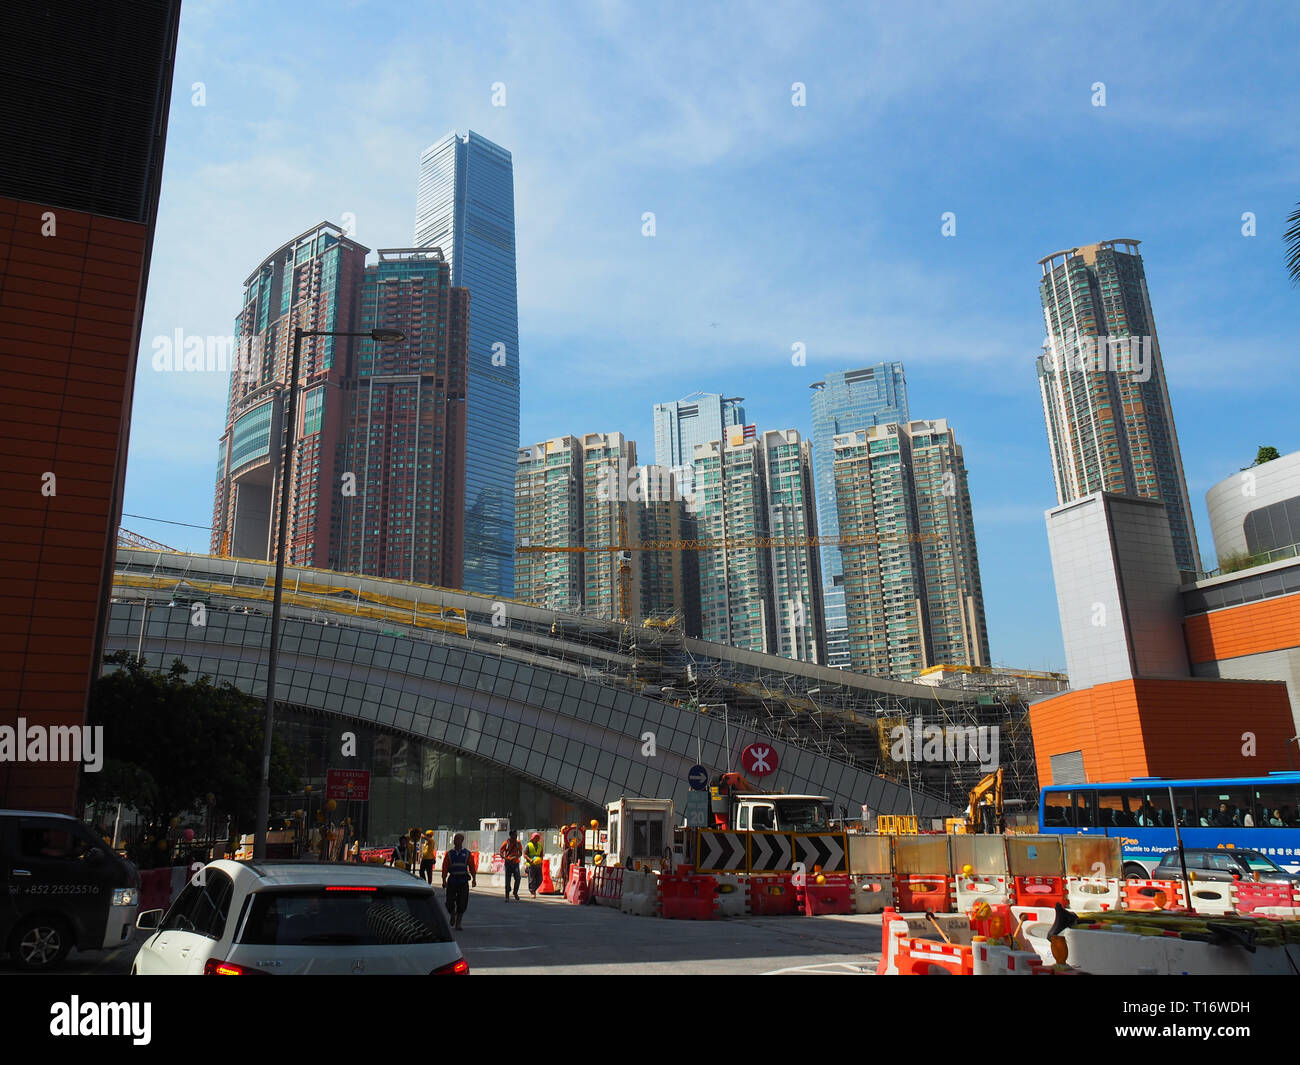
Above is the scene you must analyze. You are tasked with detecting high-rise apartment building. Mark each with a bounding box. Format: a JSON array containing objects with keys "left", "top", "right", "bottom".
[
  {"left": 1036, "top": 239, "right": 1200, "bottom": 573},
  {"left": 213, "top": 222, "right": 368, "bottom": 567},
  {"left": 582, "top": 432, "right": 638, "bottom": 621},
  {"left": 515, "top": 436, "right": 584, "bottom": 612},
  {"left": 213, "top": 235, "right": 470, "bottom": 589},
  {"left": 653, "top": 392, "right": 746, "bottom": 493},
  {"left": 339, "top": 248, "right": 469, "bottom": 586},
  {"left": 833, "top": 419, "right": 989, "bottom": 681},
  {"left": 635, "top": 465, "right": 701, "bottom": 635},
  {"left": 694, "top": 428, "right": 824, "bottom": 662},
  {"left": 810, "top": 364, "right": 909, "bottom": 668},
  {"left": 414, "top": 131, "right": 520, "bottom": 597},
  {"left": 0, "top": 0, "right": 180, "bottom": 811}
]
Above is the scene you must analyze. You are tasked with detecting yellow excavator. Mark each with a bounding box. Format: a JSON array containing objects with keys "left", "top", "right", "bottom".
[{"left": 945, "top": 768, "right": 1005, "bottom": 834}]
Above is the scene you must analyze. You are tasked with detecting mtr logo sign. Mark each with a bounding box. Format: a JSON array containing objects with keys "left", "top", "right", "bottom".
[{"left": 740, "top": 743, "right": 778, "bottom": 777}]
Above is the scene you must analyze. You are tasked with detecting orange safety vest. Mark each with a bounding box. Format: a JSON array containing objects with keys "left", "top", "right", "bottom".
[{"left": 500, "top": 838, "right": 522, "bottom": 862}]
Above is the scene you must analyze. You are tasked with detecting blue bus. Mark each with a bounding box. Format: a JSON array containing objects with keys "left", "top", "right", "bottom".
[{"left": 1039, "top": 772, "right": 1300, "bottom": 878}]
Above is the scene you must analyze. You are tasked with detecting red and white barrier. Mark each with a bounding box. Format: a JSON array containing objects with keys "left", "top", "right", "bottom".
[
  {"left": 1066, "top": 875, "right": 1121, "bottom": 912},
  {"left": 954, "top": 873, "right": 1010, "bottom": 910}
]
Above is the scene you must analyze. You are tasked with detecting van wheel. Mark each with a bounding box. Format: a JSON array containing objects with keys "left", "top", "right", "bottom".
[
  {"left": 1123, "top": 864, "right": 1149, "bottom": 882},
  {"left": 12, "top": 916, "right": 72, "bottom": 971}
]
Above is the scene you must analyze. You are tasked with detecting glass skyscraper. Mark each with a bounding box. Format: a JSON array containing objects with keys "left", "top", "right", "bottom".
[
  {"left": 415, "top": 130, "right": 520, "bottom": 596},
  {"left": 809, "top": 364, "right": 909, "bottom": 669},
  {"left": 652, "top": 392, "right": 746, "bottom": 494}
]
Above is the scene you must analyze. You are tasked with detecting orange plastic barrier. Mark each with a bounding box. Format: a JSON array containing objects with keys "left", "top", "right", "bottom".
[
  {"left": 749, "top": 874, "right": 799, "bottom": 916},
  {"left": 539, "top": 859, "right": 560, "bottom": 895},
  {"left": 1013, "top": 875, "right": 1066, "bottom": 909},
  {"left": 1121, "top": 879, "right": 1184, "bottom": 911},
  {"left": 591, "top": 866, "right": 624, "bottom": 903},
  {"left": 895, "top": 937, "right": 974, "bottom": 976},
  {"left": 798, "top": 873, "right": 853, "bottom": 916},
  {"left": 658, "top": 872, "right": 718, "bottom": 920},
  {"left": 895, "top": 874, "right": 953, "bottom": 912}
]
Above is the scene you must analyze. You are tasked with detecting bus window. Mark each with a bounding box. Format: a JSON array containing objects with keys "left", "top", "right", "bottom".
[
  {"left": 1073, "top": 791, "right": 1096, "bottom": 829},
  {"left": 1042, "top": 791, "right": 1073, "bottom": 828},
  {"left": 1204, "top": 788, "right": 1251, "bottom": 828},
  {"left": 1133, "top": 790, "right": 1172, "bottom": 828},
  {"left": 1255, "top": 784, "right": 1300, "bottom": 828},
  {"left": 1172, "top": 790, "right": 1198, "bottom": 828},
  {"left": 1096, "top": 790, "right": 1136, "bottom": 828}
]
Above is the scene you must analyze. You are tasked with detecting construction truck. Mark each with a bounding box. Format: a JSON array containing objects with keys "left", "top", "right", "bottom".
[
  {"left": 945, "top": 768, "right": 1005, "bottom": 834},
  {"left": 710, "top": 772, "right": 835, "bottom": 832}
]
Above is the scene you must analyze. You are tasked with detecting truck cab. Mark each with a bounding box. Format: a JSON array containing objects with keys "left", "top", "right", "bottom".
[{"left": 732, "top": 795, "right": 834, "bottom": 832}]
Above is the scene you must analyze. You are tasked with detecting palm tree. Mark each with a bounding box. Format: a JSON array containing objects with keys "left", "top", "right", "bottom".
[{"left": 1287, "top": 201, "right": 1300, "bottom": 286}]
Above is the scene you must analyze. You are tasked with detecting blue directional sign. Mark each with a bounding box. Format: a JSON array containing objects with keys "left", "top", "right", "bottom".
[{"left": 687, "top": 765, "right": 709, "bottom": 790}]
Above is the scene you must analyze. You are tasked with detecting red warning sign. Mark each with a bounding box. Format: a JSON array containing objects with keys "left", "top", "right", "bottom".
[{"left": 740, "top": 743, "right": 778, "bottom": 777}]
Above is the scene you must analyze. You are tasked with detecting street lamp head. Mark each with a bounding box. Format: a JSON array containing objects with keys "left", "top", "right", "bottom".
[{"left": 369, "top": 328, "right": 405, "bottom": 344}]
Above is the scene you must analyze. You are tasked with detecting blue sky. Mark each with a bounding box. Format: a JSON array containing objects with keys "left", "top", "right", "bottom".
[{"left": 125, "top": 0, "right": 1300, "bottom": 673}]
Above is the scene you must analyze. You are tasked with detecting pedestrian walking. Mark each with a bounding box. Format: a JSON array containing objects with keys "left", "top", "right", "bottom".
[
  {"left": 419, "top": 829, "right": 437, "bottom": 884},
  {"left": 441, "top": 832, "right": 477, "bottom": 930},
  {"left": 524, "top": 832, "right": 545, "bottom": 897},
  {"left": 499, "top": 830, "right": 522, "bottom": 900}
]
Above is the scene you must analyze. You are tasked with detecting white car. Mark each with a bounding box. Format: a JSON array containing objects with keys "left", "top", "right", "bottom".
[{"left": 132, "top": 859, "right": 468, "bottom": 975}]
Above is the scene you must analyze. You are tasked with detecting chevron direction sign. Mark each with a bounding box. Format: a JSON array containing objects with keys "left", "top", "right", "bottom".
[
  {"left": 792, "top": 832, "right": 848, "bottom": 873},
  {"left": 748, "top": 831, "right": 793, "bottom": 872},
  {"left": 696, "top": 830, "right": 747, "bottom": 872}
]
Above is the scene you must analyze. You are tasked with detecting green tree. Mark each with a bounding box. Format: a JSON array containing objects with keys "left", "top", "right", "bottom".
[
  {"left": 1286, "top": 202, "right": 1300, "bottom": 286},
  {"left": 84, "top": 652, "right": 299, "bottom": 864},
  {"left": 1252, "top": 446, "right": 1281, "bottom": 466}
]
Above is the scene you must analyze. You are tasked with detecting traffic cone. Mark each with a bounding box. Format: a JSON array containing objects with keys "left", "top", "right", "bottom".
[{"left": 540, "top": 859, "right": 557, "bottom": 895}]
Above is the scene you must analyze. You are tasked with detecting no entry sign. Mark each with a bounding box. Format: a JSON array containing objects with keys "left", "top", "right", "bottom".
[{"left": 740, "top": 743, "right": 777, "bottom": 777}]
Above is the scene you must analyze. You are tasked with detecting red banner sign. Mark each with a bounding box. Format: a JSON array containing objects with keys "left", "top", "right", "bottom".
[{"left": 326, "top": 768, "right": 370, "bottom": 801}]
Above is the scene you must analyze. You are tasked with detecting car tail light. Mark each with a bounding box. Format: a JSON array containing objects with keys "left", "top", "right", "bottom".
[
  {"left": 203, "top": 958, "right": 270, "bottom": 975},
  {"left": 325, "top": 885, "right": 377, "bottom": 892},
  {"left": 430, "top": 957, "right": 469, "bottom": 975}
]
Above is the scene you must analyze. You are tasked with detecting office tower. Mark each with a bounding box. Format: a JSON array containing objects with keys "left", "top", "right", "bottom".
[
  {"left": 810, "top": 364, "right": 910, "bottom": 668},
  {"left": 693, "top": 428, "right": 824, "bottom": 661},
  {"left": 339, "top": 248, "right": 469, "bottom": 587},
  {"left": 515, "top": 436, "right": 584, "bottom": 611},
  {"left": 213, "top": 222, "right": 368, "bottom": 567},
  {"left": 414, "top": 131, "right": 520, "bottom": 597},
  {"left": 653, "top": 392, "right": 746, "bottom": 493},
  {"left": 833, "top": 419, "right": 989, "bottom": 681},
  {"left": 635, "top": 465, "right": 702, "bottom": 635},
  {"left": 0, "top": 0, "right": 181, "bottom": 810},
  {"left": 1036, "top": 239, "right": 1201, "bottom": 573},
  {"left": 581, "top": 432, "right": 638, "bottom": 621}
]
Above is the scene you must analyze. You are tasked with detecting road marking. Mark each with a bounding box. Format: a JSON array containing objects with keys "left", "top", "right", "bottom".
[
  {"left": 760, "top": 961, "right": 872, "bottom": 975},
  {"left": 464, "top": 946, "right": 544, "bottom": 952}
]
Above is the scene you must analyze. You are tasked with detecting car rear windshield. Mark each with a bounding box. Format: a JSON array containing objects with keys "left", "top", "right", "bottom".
[
  {"left": 1237, "top": 853, "right": 1284, "bottom": 873},
  {"left": 237, "top": 889, "right": 453, "bottom": 946}
]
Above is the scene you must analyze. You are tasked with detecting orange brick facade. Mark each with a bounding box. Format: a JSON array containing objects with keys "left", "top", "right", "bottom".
[
  {"left": 1030, "top": 676, "right": 1295, "bottom": 787},
  {"left": 0, "top": 198, "right": 149, "bottom": 812},
  {"left": 1184, "top": 593, "right": 1300, "bottom": 664}
]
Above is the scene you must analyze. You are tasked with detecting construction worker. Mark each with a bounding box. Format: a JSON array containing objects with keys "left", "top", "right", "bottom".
[
  {"left": 499, "top": 829, "right": 523, "bottom": 900},
  {"left": 441, "top": 832, "right": 477, "bottom": 930},
  {"left": 419, "top": 829, "right": 437, "bottom": 884},
  {"left": 524, "top": 832, "right": 545, "bottom": 897}
]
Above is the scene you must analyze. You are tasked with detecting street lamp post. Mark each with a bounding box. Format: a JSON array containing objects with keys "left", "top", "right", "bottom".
[{"left": 253, "top": 326, "right": 404, "bottom": 860}]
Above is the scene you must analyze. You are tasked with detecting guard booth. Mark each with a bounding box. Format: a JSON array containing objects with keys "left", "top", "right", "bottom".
[{"left": 605, "top": 798, "right": 674, "bottom": 870}]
